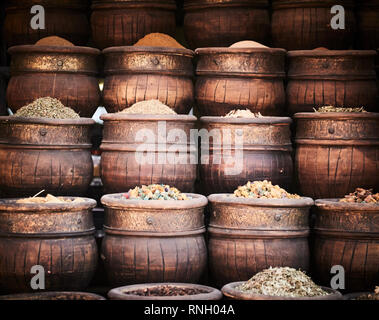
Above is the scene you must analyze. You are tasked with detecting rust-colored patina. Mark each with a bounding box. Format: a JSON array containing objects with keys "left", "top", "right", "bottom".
[
  {"left": 207, "top": 195, "right": 314, "bottom": 288},
  {"left": 0, "top": 197, "right": 98, "bottom": 293},
  {"left": 6, "top": 45, "right": 101, "bottom": 117},
  {"left": 0, "top": 117, "right": 94, "bottom": 197},
  {"left": 91, "top": 0, "right": 176, "bottom": 49},
  {"left": 313, "top": 199, "right": 379, "bottom": 292},
  {"left": 195, "top": 48, "right": 286, "bottom": 116},
  {"left": 294, "top": 112, "right": 379, "bottom": 199},
  {"left": 271, "top": 0, "right": 356, "bottom": 50},
  {"left": 287, "top": 50, "right": 379, "bottom": 114},
  {"left": 183, "top": 0, "right": 270, "bottom": 49},
  {"left": 4, "top": 0, "right": 90, "bottom": 47},
  {"left": 100, "top": 113, "right": 197, "bottom": 193},
  {"left": 100, "top": 193, "right": 208, "bottom": 286},
  {"left": 199, "top": 116, "right": 293, "bottom": 195},
  {"left": 102, "top": 46, "right": 195, "bottom": 114}
]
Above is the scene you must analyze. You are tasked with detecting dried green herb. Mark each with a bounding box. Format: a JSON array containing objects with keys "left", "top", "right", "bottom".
[
  {"left": 14, "top": 97, "right": 80, "bottom": 119},
  {"left": 314, "top": 105, "right": 367, "bottom": 113},
  {"left": 238, "top": 267, "right": 329, "bottom": 297}
]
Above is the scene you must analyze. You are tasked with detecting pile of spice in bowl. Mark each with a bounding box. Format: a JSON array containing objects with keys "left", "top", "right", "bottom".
[
  {"left": 233, "top": 180, "right": 301, "bottom": 199},
  {"left": 118, "top": 100, "right": 176, "bottom": 115},
  {"left": 123, "top": 184, "right": 190, "bottom": 201},
  {"left": 236, "top": 267, "right": 329, "bottom": 298},
  {"left": 124, "top": 285, "right": 208, "bottom": 297},
  {"left": 35, "top": 36, "right": 74, "bottom": 47},
  {"left": 16, "top": 194, "right": 85, "bottom": 204},
  {"left": 223, "top": 109, "right": 263, "bottom": 118},
  {"left": 13, "top": 97, "right": 80, "bottom": 119},
  {"left": 133, "top": 33, "right": 185, "bottom": 49},
  {"left": 229, "top": 40, "right": 268, "bottom": 48},
  {"left": 340, "top": 188, "right": 379, "bottom": 204},
  {"left": 314, "top": 105, "right": 367, "bottom": 113},
  {"left": 353, "top": 287, "right": 379, "bottom": 300}
]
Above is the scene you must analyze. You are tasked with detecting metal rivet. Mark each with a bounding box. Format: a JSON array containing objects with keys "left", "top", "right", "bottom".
[
  {"left": 279, "top": 168, "right": 284, "bottom": 174},
  {"left": 77, "top": 219, "right": 82, "bottom": 225},
  {"left": 146, "top": 217, "right": 153, "bottom": 225},
  {"left": 274, "top": 214, "right": 282, "bottom": 221},
  {"left": 328, "top": 127, "right": 335, "bottom": 134},
  {"left": 236, "top": 130, "right": 243, "bottom": 136},
  {"left": 57, "top": 60, "right": 63, "bottom": 67},
  {"left": 39, "top": 128, "right": 47, "bottom": 136},
  {"left": 152, "top": 58, "right": 159, "bottom": 65}
]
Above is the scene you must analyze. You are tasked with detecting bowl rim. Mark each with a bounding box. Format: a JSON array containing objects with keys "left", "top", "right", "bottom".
[
  {"left": 293, "top": 112, "right": 379, "bottom": 120},
  {"left": 287, "top": 49, "right": 377, "bottom": 58},
  {"left": 315, "top": 199, "right": 379, "bottom": 211},
  {"left": 100, "top": 113, "right": 197, "bottom": 121},
  {"left": 0, "top": 291, "right": 106, "bottom": 300},
  {"left": 200, "top": 116, "right": 292, "bottom": 125},
  {"left": 101, "top": 193, "right": 208, "bottom": 209},
  {"left": 8, "top": 45, "right": 101, "bottom": 55},
  {"left": 195, "top": 47, "right": 286, "bottom": 55},
  {"left": 0, "top": 116, "right": 95, "bottom": 126},
  {"left": 103, "top": 45, "right": 194, "bottom": 56},
  {"left": 108, "top": 282, "right": 223, "bottom": 301},
  {"left": 208, "top": 194, "right": 314, "bottom": 208},
  {"left": 222, "top": 281, "right": 343, "bottom": 300}
]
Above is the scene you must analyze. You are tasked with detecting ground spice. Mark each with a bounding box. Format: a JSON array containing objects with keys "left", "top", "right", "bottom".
[
  {"left": 340, "top": 188, "right": 379, "bottom": 204},
  {"left": 126, "top": 285, "right": 209, "bottom": 297},
  {"left": 134, "top": 33, "right": 185, "bottom": 49},
  {"left": 123, "top": 184, "right": 189, "bottom": 201},
  {"left": 233, "top": 180, "right": 301, "bottom": 199},
  {"left": 229, "top": 40, "right": 268, "bottom": 48},
  {"left": 314, "top": 105, "right": 367, "bottom": 113},
  {"left": 14, "top": 97, "right": 80, "bottom": 119},
  {"left": 224, "top": 109, "right": 263, "bottom": 118},
  {"left": 238, "top": 267, "right": 329, "bottom": 297},
  {"left": 35, "top": 36, "right": 74, "bottom": 46},
  {"left": 120, "top": 100, "right": 176, "bottom": 115},
  {"left": 17, "top": 194, "right": 85, "bottom": 204}
]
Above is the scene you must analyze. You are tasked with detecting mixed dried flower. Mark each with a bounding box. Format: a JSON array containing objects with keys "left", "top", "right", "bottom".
[
  {"left": 123, "top": 184, "right": 189, "bottom": 201},
  {"left": 224, "top": 109, "right": 263, "bottom": 118},
  {"left": 233, "top": 180, "right": 301, "bottom": 199},
  {"left": 340, "top": 188, "right": 379, "bottom": 204},
  {"left": 237, "top": 267, "right": 329, "bottom": 297},
  {"left": 355, "top": 287, "right": 379, "bottom": 300}
]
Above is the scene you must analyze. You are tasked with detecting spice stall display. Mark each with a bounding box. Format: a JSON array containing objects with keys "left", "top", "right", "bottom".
[
  {"left": 286, "top": 50, "right": 379, "bottom": 115},
  {"left": 271, "top": 0, "right": 356, "bottom": 50},
  {"left": 91, "top": 0, "right": 177, "bottom": 49},
  {"left": 3, "top": 0, "right": 90, "bottom": 47},
  {"left": 207, "top": 182, "right": 313, "bottom": 288},
  {"left": 356, "top": 0, "right": 379, "bottom": 49},
  {"left": 199, "top": 116, "right": 293, "bottom": 195},
  {"left": 0, "top": 109, "right": 94, "bottom": 197},
  {"left": 183, "top": 0, "right": 270, "bottom": 49},
  {"left": 108, "top": 283, "right": 222, "bottom": 300},
  {"left": 0, "top": 197, "right": 97, "bottom": 293},
  {"left": 100, "top": 111, "right": 197, "bottom": 193},
  {"left": 102, "top": 46, "right": 195, "bottom": 114},
  {"left": 313, "top": 192, "right": 379, "bottom": 292},
  {"left": 6, "top": 44, "right": 101, "bottom": 118},
  {"left": 221, "top": 267, "right": 342, "bottom": 300},
  {"left": 100, "top": 190, "right": 208, "bottom": 286},
  {"left": 294, "top": 112, "right": 379, "bottom": 199},
  {"left": 195, "top": 47, "right": 286, "bottom": 117}
]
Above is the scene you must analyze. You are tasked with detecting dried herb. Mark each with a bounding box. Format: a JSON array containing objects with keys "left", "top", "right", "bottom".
[
  {"left": 119, "top": 100, "right": 177, "bottom": 115},
  {"left": 126, "top": 285, "right": 208, "bottom": 297},
  {"left": 17, "top": 194, "right": 85, "bottom": 204},
  {"left": 14, "top": 97, "right": 80, "bottom": 119},
  {"left": 224, "top": 109, "right": 263, "bottom": 118},
  {"left": 238, "top": 267, "right": 329, "bottom": 297},
  {"left": 124, "top": 184, "right": 189, "bottom": 201},
  {"left": 340, "top": 188, "right": 379, "bottom": 204},
  {"left": 234, "top": 180, "right": 301, "bottom": 199},
  {"left": 314, "top": 105, "right": 367, "bottom": 113}
]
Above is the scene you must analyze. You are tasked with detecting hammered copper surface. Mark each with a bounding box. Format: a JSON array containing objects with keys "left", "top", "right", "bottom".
[
  {"left": 199, "top": 117, "right": 293, "bottom": 194},
  {"left": 102, "top": 47, "right": 195, "bottom": 114},
  {"left": 294, "top": 113, "right": 379, "bottom": 198},
  {"left": 313, "top": 200, "right": 379, "bottom": 292},
  {"left": 207, "top": 195, "right": 313, "bottom": 287},
  {"left": 287, "top": 50, "right": 379, "bottom": 114},
  {"left": 0, "top": 117, "right": 94, "bottom": 197}
]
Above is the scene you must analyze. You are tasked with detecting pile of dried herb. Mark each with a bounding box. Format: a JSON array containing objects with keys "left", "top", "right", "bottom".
[
  {"left": 238, "top": 267, "right": 329, "bottom": 297},
  {"left": 355, "top": 287, "right": 379, "bottom": 300},
  {"left": 17, "top": 194, "right": 85, "bottom": 204},
  {"left": 314, "top": 105, "right": 367, "bottom": 113},
  {"left": 340, "top": 188, "right": 379, "bottom": 204},
  {"left": 14, "top": 97, "right": 80, "bottom": 119},
  {"left": 123, "top": 184, "right": 189, "bottom": 200},
  {"left": 126, "top": 285, "right": 208, "bottom": 297},
  {"left": 224, "top": 109, "right": 263, "bottom": 118},
  {"left": 119, "top": 100, "right": 176, "bottom": 115},
  {"left": 234, "top": 180, "right": 301, "bottom": 199}
]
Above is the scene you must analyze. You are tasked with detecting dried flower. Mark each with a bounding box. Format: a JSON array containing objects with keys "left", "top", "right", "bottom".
[
  {"left": 340, "top": 188, "right": 379, "bottom": 204},
  {"left": 224, "top": 109, "right": 263, "bottom": 118},
  {"left": 233, "top": 180, "right": 301, "bottom": 199},
  {"left": 124, "top": 184, "right": 189, "bottom": 201}
]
